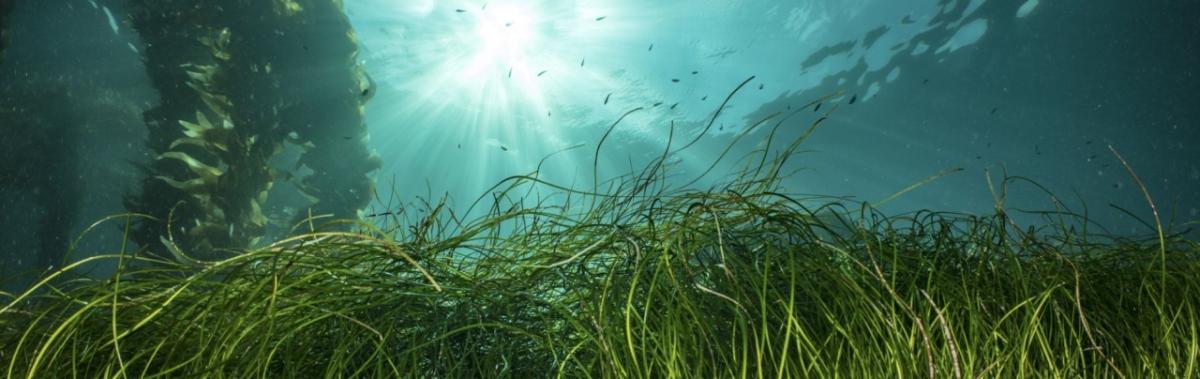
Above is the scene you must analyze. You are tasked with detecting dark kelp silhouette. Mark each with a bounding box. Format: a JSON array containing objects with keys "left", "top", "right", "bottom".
[{"left": 124, "top": 0, "right": 380, "bottom": 259}]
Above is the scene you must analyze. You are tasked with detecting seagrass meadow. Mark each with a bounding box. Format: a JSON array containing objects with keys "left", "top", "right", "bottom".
[
  {"left": 3, "top": 0, "right": 1200, "bottom": 378},
  {"left": 1, "top": 117, "right": 1197, "bottom": 377}
]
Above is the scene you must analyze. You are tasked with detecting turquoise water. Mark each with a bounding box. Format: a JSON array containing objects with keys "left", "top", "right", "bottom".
[{"left": 1, "top": 0, "right": 1197, "bottom": 286}]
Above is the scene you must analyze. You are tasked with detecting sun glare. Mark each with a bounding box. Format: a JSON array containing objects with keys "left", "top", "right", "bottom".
[
  {"left": 475, "top": 4, "right": 537, "bottom": 63},
  {"left": 353, "top": 0, "right": 654, "bottom": 182},
  {"left": 461, "top": 3, "right": 541, "bottom": 87}
]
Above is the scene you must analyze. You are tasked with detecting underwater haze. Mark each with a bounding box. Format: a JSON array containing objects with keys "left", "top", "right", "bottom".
[
  {"left": 1, "top": 0, "right": 1198, "bottom": 280},
  {"left": 4, "top": 1, "right": 1200, "bottom": 377},
  {"left": 345, "top": 0, "right": 1199, "bottom": 235}
]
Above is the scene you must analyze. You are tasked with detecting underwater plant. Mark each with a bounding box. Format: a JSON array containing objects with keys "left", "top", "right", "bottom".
[
  {"left": 1, "top": 78, "right": 1197, "bottom": 377},
  {"left": 124, "top": 0, "right": 379, "bottom": 259}
]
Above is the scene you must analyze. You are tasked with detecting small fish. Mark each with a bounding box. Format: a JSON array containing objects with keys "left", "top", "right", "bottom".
[
  {"left": 990, "top": 107, "right": 998, "bottom": 115},
  {"left": 701, "top": 95, "right": 708, "bottom": 101},
  {"left": 361, "top": 88, "right": 370, "bottom": 97},
  {"left": 458, "top": 144, "right": 462, "bottom": 149},
  {"left": 692, "top": 70, "right": 699, "bottom": 75},
  {"left": 456, "top": 9, "right": 466, "bottom": 13},
  {"left": 595, "top": 16, "right": 607, "bottom": 21},
  {"left": 976, "top": 155, "right": 982, "bottom": 160},
  {"left": 814, "top": 103, "right": 822, "bottom": 112},
  {"left": 604, "top": 93, "right": 611, "bottom": 105},
  {"left": 849, "top": 94, "right": 857, "bottom": 104},
  {"left": 547, "top": 111, "right": 552, "bottom": 117},
  {"left": 653, "top": 101, "right": 663, "bottom": 107},
  {"left": 580, "top": 58, "right": 585, "bottom": 67},
  {"left": 1035, "top": 145, "right": 1042, "bottom": 155},
  {"left": 648, "top": 44, "right": 654, "bottom": 51},
  {"left": 922, "top": 78, "right": 930, "bottom": 84},
  {"left": 719, "top": 125, "right": 724, "bottom": 131},
  {"left": 505, "top": 22, "right": 513, "bottom": 27},
  {"left": 537, "top": 70, "right": 548, "bottom": 77},
  {"left": 508, "top": 67, "right": 513, "bottom": 78},
  {"left": 671, "top": 78, "right": 680, "bottom": 83},
  {"left": 103, "top": 6, "right": 119, "bottom": 35},
  {"left": 366, "top": 211, "right": 395, "bottom": 218},
  {"left": 500, "top": 146, "right": 509, "bottom": 151},
  {"left": 706, "top": 49, "right": 737, "bottom": 60},
  {"left": 901, "top": 15, "right": 916, "bottom": 24},
  {"left": 758, "top": 83, "right": 764, "bottom": 90},
  {"left": 1085, "top": 140, "right": 1093, "bottom": 145},
  {"left": 343, "top": 136, "right": 352, "bottom": 140},
  {"left": 302, "top": 45, "right": 309, "bottom": 50},
  {"left": 670, "top": 103, "right": 678, "bottom": 110}
]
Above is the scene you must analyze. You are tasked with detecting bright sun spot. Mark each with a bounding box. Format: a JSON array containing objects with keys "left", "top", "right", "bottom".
[{"left": 464, "top": 3, "right": 540, "bottom": 80}]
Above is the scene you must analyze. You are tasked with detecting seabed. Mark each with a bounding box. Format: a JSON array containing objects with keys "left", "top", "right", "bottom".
[{"left": 2, "top": 118, "right": 1197, "bottom": 378}]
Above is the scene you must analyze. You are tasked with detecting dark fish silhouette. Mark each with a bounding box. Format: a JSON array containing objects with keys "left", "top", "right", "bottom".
[
  {"left": 692, "top": 70, "right": 699, "bottom": 75},
  {"left": 653, "top": 101, "right": 663, "bottom": 107},
  {"left": 456, "top": 9, "right": 466, "bottom": 13},
  {"left": 671, "top": 78, "right": 680, "bottom": 83},
  {"left": 758, "top": 83, "right": 764, "bottom": 90},
  {"left": 595, "top": 16, "right": 607, "bottom": 21},
  {"left": 707, "top": 49, "right": 737, "bottom": 59},
  {"left": 814, "top": 103, "right": 822, "bottom": 112},
  {"left": 580, "top": 58, "right": 585, "bottom": 67},
  {"left": 500, "top": 146, "right": 509, "bottom": 151},
  {"left": 849, "top": 94, "right": 857, "bottom": 104},
  {"left": 604, "top": 93, "right": 611, "bottom": 105},
  {"left": 507, "top": 67, "right": 512, "bottom": 78},
  {"left": 648, "top": 44, "right": 654, "bottom": 51},
  {"left": 537, "top": 70, "right": 548, "bottom": 77},
  {"left": 701, "top": 95, "right": 708, "bottom": 101},
  {"left": 990, "top": 107, "right": 998, "bottom": 115},
  {"left": 670, "top": 103, "right": 678, "bottom": 110}
]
